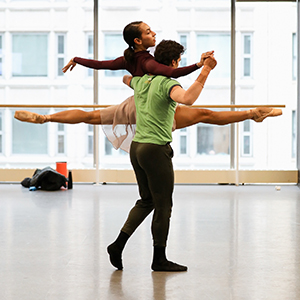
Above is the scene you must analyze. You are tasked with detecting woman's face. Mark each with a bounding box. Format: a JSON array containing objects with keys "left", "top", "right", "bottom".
[{"left": 138, "top": 22, "right": 156, "bottom": 49}]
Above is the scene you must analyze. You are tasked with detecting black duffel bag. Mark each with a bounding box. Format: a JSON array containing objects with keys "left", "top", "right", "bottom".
[{"left": 21, "top": 167, "right": 68, "bottom": 191}]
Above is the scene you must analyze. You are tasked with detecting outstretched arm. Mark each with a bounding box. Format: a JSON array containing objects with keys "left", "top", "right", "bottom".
[
  {"left": 62, "top": 56, "right": 126, "bottom": 73},
  {"left": 144, "top": 51, "right": 214, "bottom": 79},
  {"left": 170, "top": 56, "right": 217, "bottom": 105}
]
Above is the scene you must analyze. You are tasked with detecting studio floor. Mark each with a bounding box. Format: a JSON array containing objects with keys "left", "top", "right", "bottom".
[{"left": 0, "top": 183, "right": 300, "bottom": 300}]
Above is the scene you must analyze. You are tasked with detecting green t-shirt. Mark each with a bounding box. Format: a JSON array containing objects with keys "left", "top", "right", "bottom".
[{"left": 130, "top": 74, "right": 181, "bottom": 145}]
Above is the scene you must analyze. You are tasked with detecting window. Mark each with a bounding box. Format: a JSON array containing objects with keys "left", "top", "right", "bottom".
[
  {"left": 292, "top": 33, "right": 297, "bottom": 81},
  {"left": 0, "top": 111, "right": 2, "bottom": 154},
  {"left": 12, "top": 33, "right": 48, "bottom": 77},
  {"left": 87, "top": 33, "right": 93, "bottom": 77},
  {"left": 12, "top": 110, "right": 48, "bottom": 154},
  {"left": 104, "top": 136, "right": 127, "bottom": 156},
  {"left": 56, "top": 33, "right": 66, "bottom": 77},
  {"left": 197, "top": 33, "right": 230, "bottom": 78},
  {"left": 104, "top": 33, "right": 128, "bottom": 77},
  {"left": 179, "top": 34, "right": 188, "bottom": 67},
  {"left": 242, "top": 33, "right": 253, "bottom": 77},
  {"left": 292, "top": 110, "right": 296, "bottom": 158},
  {"left": 179, "top": 128, "right": 188, "bottom": 155},
  {"left": 197, "top": 125, "right": 214, "bottom": 154},
  {"left": 57, "top": 123, "right": 65, "bottom": 154},
  {"left": 241, "top": 119, "right": 252, "bottom": 157},
  {"left": 88, "top": 124, "right": 93, "bottom": 155},
  {"left": 197, "top": 124, "right": 230, "bottom": 155},
  {"left": 105, "top": 137, "right": 113, "bottom": 155},
  {"left": 0, "top": 34, "right": 2, "bottom": 76}
]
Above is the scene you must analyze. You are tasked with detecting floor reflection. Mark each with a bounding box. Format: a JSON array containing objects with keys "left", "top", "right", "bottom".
[{"left": 0, "top": 184, "right": 299, "bottom": 300}]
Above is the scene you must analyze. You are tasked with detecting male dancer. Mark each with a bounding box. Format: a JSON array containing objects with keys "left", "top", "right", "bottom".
[{"left": 107, "top": 40, "right": 217, "bottom": 272}]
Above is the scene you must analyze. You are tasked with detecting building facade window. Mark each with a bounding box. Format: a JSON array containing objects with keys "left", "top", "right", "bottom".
[
  {"left": 0, "top": 1, "right": 296, "bottom": 172},
  {"left": 56, "top": 33, "right": 66, "bottom": 77},
  {"left": 241, "top": 119, "right": 252, "bottom": 157},
  {"left": 104, "top": 33, "right": 128, "bottom": 77},
  {"left": 88, "top": 124, "right": 93, "bottom": 155},
  {"left": 292, "top": 33, "right": 297, "bottom": 81},
  {"left": 0, "top": 111, "right": 2, "bottom": 154},
  {"left": 197, "top": 125, "right": 214, "bottom": 154},
  {"left": 105, "top": 137, "right": 113, "bottom": 155},
  {"left": 242, "top": 33, "right": 253, "bottom": 78},
  {"left": 57, "top": 123, "right": 65, "bottom": 154},
  {"left": 12, "top": 110, "right": 48, "bottom": 154},
  {"left": 292, "top": 110, "right": 296, "bottom": 158},
  {"left": 0, "top": 34, "right": 3, "bottom": 76},
  {"left": 12, "top": 33, "right": 48, "bottom": 77},
  {"left": 179, "top": 33, "right": 189, "bottom": 67},
  {"left": 197, "top": 33, "right": 230, "bottom": 78},
  {"left": 87, "top": 33, "right": 93, "bottom": 77},
  {"left": 104, "top": 136, "right": 127, "bottom": 156},
  {"left": 197, "top": 124, "right": 230, "bottom": 155},
  {"left": 179, "top": 128, "right": 188, "bottom": 155}
]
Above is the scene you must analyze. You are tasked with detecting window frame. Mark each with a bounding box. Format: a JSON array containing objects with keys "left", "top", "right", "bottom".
[
  {"left": 86, "top": 32, "right": 94, "bottom": 77},
  {"left": 103, "top": 32, "right": 128, "bottom": 78},
  {"left": 88, "top": 124, "right": 93, "bottom": 155},
  {"left": 178, "top": 32, "right": 189, "bottom": 67},
  {"left": 179, "top": 128, "right": 189, "bottom": 156},
  {"left": 57, "top": 122, "right": 66, "bottom": 155},
  {"left": 240, "top": 119, "right": 253, "bottom": 157},
  {"left": 0, "top": 33, "right": 3, "bottom": 77},
  {"left": 241, "top": 32, "right": 253, "bottom": 78},
  {"left": 0, "top": 110, "right": 3, "bottom": 154},
  {"left": 11, "top": 32, "right": 49, "bottom": 77},
  {"left": 56, "top": 32, "right": 66, "bottom": 77},
  {"left": 292, "top": 32, "right": 297, "bottom": 81},
  {"left": 196, "top": 32, "right": 231, "bottom": 79},
  {"left": 292, "top": 110, "right": 296, "bottom": 158}
]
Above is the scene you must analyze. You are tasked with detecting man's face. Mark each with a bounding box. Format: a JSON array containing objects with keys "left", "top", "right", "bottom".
[{"left": 172, "top": 56, "right": 182, "bottom": 69}]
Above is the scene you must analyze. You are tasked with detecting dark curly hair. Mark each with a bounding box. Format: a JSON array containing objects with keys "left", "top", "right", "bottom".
[{"left": 154, "top": 40, "right": 185, "bottom": 66}]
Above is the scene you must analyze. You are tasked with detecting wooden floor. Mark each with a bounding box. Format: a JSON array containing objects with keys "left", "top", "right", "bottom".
[{"left": 0, "top": 183, "right": 300, "bottom": 300}]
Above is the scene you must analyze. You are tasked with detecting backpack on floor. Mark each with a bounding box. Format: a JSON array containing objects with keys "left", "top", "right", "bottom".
[{"left": 21, "top": 167, "right": 68, "bottom": 191}]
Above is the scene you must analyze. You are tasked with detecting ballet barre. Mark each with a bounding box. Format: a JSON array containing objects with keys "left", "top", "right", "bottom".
[{"left": 0, "top": 104, "right": 286, "bottom": 108}]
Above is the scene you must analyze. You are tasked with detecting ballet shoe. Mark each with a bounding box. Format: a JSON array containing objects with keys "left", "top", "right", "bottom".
[
  {"left": 251, "top": 107, "right": 282, "bottom": 123},
  {"left": 14, "top": 110, "right": 46, "bottom": 124},
  {"left": 151, "top": 260, "right": 188, "bottom": 272},
  {"left": 107, "top": 243, "right": 123, "bottom": 270}
]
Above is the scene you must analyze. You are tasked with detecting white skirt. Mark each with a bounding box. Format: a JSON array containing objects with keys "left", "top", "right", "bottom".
[{"left": 100, "top": 95, "right": 177, "bottom": 153}]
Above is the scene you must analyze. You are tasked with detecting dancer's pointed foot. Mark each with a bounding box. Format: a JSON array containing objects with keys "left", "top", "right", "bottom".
[
  {"left": 107, "top": 243, "right": 123, "bottom": 270},
  {"left": 151, "top": 260, "right": 188, "bottom": 272},
  {"left": 250, "top": 107, "right": 282, "bottom": 123},
  {"left": 14, "top": 110, "right": 47, "bottom": 124}
]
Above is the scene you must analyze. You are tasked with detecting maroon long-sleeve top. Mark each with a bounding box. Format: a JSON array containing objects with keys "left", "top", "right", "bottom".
[{"left": 73, "top": 51, "right": 199, "bottom": 78}]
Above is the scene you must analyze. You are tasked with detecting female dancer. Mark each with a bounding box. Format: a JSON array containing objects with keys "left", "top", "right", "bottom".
[{"left": 15, "top": 21, "right": 282, "bottom": 152}]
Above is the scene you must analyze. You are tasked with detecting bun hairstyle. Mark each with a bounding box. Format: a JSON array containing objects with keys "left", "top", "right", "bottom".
[{"left": 123, "top": 21, "right": 143, "bottom": 63}]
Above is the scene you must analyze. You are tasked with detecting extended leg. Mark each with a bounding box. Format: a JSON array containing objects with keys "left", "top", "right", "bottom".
[
  {"left": 48, "top": 109, "right": 103, "bottom": 124},
  {"left": 14, "top": 109, "right": 103, "bottom": 125},
  {"left": 174, "top": 106, "right": 282, "bottom": 130}
]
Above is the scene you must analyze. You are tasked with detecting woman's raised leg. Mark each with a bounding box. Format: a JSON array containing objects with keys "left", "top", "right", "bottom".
[
  {"left": 174, "top": 106, "right": 282, "bottom": 129},
  {"left": 15, "top": 109, "right": 105, "bottom": 125}
]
